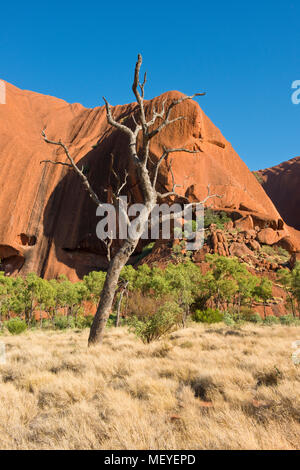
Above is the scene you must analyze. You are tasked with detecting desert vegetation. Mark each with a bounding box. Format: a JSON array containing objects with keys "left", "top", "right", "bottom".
[
  {"left": 1, "top": 258, "right": 300, "bottom": 339},
  {"left": 1, "top": 249, "right": 299, "bottom": 450},
  {"left": 0, "top": 323, "right": 299, "bottom": 450}
]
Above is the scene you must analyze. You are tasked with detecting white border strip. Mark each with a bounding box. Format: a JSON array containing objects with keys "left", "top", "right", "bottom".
[{"left": 0, "top": 80, "right": 6, "bottom": 104}]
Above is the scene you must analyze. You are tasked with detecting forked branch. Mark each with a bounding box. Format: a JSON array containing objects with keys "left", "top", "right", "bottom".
[
  {"left": 148, "top": 93, "right": 206, "bottom": 140},
  {"left": 41, "top": 129, "right": 101, "bottom": 205},
  {"left": 153, "top": 146, "right": 199, "bottom": 196}
]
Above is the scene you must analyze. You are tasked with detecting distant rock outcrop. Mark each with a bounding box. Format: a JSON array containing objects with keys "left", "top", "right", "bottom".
[
  {"left": 0, "top": 82, "right": 299, "bottom": 280},
  {"left": 257, "top": 157, "right": 300, "bottom": 231}
]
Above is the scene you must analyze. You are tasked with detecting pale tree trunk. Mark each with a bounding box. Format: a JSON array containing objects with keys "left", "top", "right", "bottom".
[
  {"left": 89, "top": 239, "right": 137, "bottom": 344},
  {"left": 89, "top": 195, "right": 155, "bottom": 345},
  {"left": 116, "top": 281, "right": 129, "bottom": 327}
]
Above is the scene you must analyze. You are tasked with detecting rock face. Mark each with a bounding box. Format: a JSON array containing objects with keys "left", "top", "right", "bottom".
[
  {"left": 257, "top": 157, "right": 300, "bottom": 230},
  {"left": 0, "top": 81, "right": 299, "bottom": 280}
]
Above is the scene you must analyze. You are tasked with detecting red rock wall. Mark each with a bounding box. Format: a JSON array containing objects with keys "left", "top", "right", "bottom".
[
  {"left": 257, "top": 157, "right": 300, "bottom": 231},
  {"left": 0, "top": 82, "right": 299, "bottom": 280}
]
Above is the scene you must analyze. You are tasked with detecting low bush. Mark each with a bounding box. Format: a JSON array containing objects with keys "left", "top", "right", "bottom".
[
  {"left": 223, "top": 311, "right": 236, "bottom": 326},
  {"left": 192, "top": 308, "right": 223, "bottom": 324},
  {"left": 127, "top": 301, "right": 182, "bottom": 343},
  {"left": 75, "top": 315, "right": 94, "bottom": 329},
  {"left": 6, "top": 318, "right": 27, "bottom": 335},
  {"left": 279, "top": 314, "right": 298, "bottom": 326},
  {"left": 53, "top": 315, "right": 75, "bottom": 330},
  {"left": 243, "top": 312, "right": 263, "bottom": 324},
  {"left": 277, "top": 247, "right": 290, "bottom": 261},
  {"left": 263, "top": 315, "right": 280, "bottom": 325},
  {"left": 204, "top": 209, "right": 231, "bottom": 229},
  {"left": 261, "top": 245, "right": 277, "bottom": 257}
]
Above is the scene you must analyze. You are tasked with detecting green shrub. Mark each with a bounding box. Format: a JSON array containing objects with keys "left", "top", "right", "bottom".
[
  {"left": 263, "top": 315, "right": 280, "bottom": 325},
  {"left": 252, "top": 171, "right": 264, "bottom": 185},
  {"left": 279, "top": 314, "right": 298, "bottom": 326},
  {"left": 41, "top": 319, "right": 52, "bottom": 329},
  {"left": 135, "top": 242, "right": 155, "bottom": 262},
  {"left": 244, "top": 312, "right": 263, "bottom": 324},
  {"left": 192, "top": 308, "right": 223, "bottom": 324},
  {"left": 128, "top": 301, "right": 182, "bottom": 343},
  {"left": 277, "top": 247, "right": 290, "bottom": 261},
  {"left": 6, "top": 318, "right": 27, "bottom": 335},
  {"left": 223, "top": 311, "right": 236, "bottom": 326},
  {"left": 204, "top": 209, "right": 231, "bottom": 229},
  {"left": 53, "top": 315, "right": 75, "bottom": 330},
  {"left": 261, "top": 245, "right": 277, "bottom": 257},
  {"left": 75, "top": 315, "right": 94, "bottom": 329}
]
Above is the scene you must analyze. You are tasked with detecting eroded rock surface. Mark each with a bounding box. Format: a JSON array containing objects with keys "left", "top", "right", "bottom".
[
  {"left": 257, "top": 157, "right": 300, "bottom": 230},
  {"left": 0, "top": 82, "right": 299, "bottom": 279}
]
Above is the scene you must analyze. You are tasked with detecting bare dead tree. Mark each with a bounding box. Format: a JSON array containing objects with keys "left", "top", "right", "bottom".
[{"left": 41, "top": 54, "right": 220, "bottom": 346}]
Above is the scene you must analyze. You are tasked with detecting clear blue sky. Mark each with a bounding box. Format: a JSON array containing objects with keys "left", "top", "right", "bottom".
[{"left": 1, "top": 0, "right": 299, "bottom": 170}]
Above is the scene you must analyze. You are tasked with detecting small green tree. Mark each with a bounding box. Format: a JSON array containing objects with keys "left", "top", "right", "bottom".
[
  {"left": 253, "top": 278, "right": 273, "bottom": 319},
  {"left": 83, "top": 271, "right": 106, "bottom": 305},
  {"left": 278, "top": 262, "right": 300, "bottom": 317}
]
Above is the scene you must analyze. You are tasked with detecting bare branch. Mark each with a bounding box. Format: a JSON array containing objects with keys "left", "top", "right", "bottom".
[
  {"left": 148, "top": 93, "right": 205, "bottom": 139},
  {"left": 131, "top": 112, "right": 139, "bottom": 128},
  {"left": 103, "top": 98, "right": 134, "bottom": 139},
  {"left": 132, "top": 54, "right": 147, "bottom": 128},
  {"left": 152, "top": 147, "right": 199, "bottom": 190},
  {"left": 40, "top": 160, "right": 72, "bottom": 168},
  {"left": 109, "top": 158, "right": 131, "bottom": 225},
  {"left": 117, "top": 170, "right": 128, "bottom": 196},
  {"left": 200, "top": 184, "right": 223, "bottom": 205},
  {"left": 164, "top": 147, "right": 200, "bottom": 155},
  {"left": 101, "top": 237, "right": 113, "bottom": 262},
  {"left": 152, "top": 149, "right": 168, "bottom": 189},
  {"left": 158, "top": 184, "right": 223, "bottom": 225},
  {"left": 109, "top": 153, "right": 129, "bottom": 198},
  {"left": 168, "top": 158, "right": 180, "bottom": 192},
  {"left": 146, "top": 99, "right": 167, "bottom": 128},
  {"left": 139, "top": 72, "right": 147, "bottom": 99},
  {"left": 41, "top": 129, "right": 101, "bottom": 205}
]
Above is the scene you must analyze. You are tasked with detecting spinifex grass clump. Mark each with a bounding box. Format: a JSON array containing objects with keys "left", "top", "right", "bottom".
[{"left": 5, "top": 318, "right": 27, "bottom": 335}]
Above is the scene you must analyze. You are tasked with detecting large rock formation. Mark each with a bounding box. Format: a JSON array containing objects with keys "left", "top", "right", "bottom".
[
  {"left": 257, "top": 157, "right": 300, "bottom": 230},
  {"left": 0, "top": 81, "right": 299, "bottom": 280}
]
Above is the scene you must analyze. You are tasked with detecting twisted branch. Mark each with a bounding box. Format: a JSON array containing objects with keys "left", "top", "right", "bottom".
[
  {"left": 41, "top": 129, "right": 101, "bottom": 205},
  {"left": 153, "top": 147, "right": 199, "bottom": 196}
]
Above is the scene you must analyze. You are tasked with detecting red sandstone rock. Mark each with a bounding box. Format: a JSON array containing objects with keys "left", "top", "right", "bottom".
[
  {"left": 258, "top": 157, "right": 300, "bottom": 231},
  {"left": 229, "top": 242, "right": 254, "bottom": 258},
  {"left": 256, "top": 228, "right": 285, "bottom": 246},
  {"left": 275, "top": 236, "right": 296, "bottom": 253},
  {"left": 242, "top": 229, "right": 256, "bottom": 239},
  {"left": 290, "top": 251, "right": 300, "bottom": 269},
  {"left": 223, "top": 220, "right": 234, "bottom": 230},
  {"left": 0, "top": 82, "right": 299, "bottom": 279},
  {"left": 234, "top": 215, "right": 254, "bottom": 231},
  {"left": 248, "top": 239, "right": 261, "bottom": 251}
]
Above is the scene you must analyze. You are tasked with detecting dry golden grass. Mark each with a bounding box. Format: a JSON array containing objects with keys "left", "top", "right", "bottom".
[{"left": 0, "top": 323, "right": 299, "bottom": 450}]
